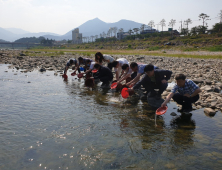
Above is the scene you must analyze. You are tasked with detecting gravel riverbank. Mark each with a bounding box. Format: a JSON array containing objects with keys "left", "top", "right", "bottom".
[{"left": 1, "top": 49, "right": 222, "bottom": 113}]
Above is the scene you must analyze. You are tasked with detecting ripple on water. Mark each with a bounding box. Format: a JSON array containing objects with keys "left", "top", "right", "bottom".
[{"left": 1, "top": 64, "right": 222, "bottom": 169}]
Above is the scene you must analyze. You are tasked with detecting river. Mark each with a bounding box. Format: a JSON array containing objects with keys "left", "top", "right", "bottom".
[{"left": 0, "top": 64, "right": 222, "bottom": 170}]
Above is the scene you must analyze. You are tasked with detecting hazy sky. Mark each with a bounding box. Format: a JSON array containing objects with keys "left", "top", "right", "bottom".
[{"left": 0, "top": 0, "right": 221, "bottom": 35}]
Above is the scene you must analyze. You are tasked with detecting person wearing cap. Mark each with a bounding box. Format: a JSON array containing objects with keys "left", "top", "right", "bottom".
[
  {"left": 95, "top": 52, "right": 115, "bottom": 70},
  {"left": 64, "top": 58, "right": 78, "bottom": 75},
  {"left": 112, "top": 58, "right": 129, "bottom": 81},
  {"left": 92, "top": 63, "right": 113, "bottom": 88},
  {"left": 161, "top": 74, "right": 201, "bottom": 112},
  {"left": 126, "top": 62, "right": 158, "bottom": 87},
  {"left": 128, "top": 64, "right": 172, "bottom": 99}
]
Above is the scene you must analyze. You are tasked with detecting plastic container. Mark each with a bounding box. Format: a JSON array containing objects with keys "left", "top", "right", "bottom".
[
  {"left": 92, "top": 69, "right": 98, "bottom": 73},
  {"left": 62, "top": 74, "right": 68, "bottom": 79},
  {"left": 121, "top": 88, "right": 129, "bottom": 99},
  {"left": 71, "top": 72, "right": 76, "bottom": 76},
  {"left": 85, "top": 79, "right": 94, "bottom": 87},
  {"left": 111, "top": 82, "right": 118, "bottom": 89},
  {"left": 78, "top": 73, "right": 84, "bottom": 78},
  {"left": 156, "top": 106, "right": 168, "bottom": 115}
]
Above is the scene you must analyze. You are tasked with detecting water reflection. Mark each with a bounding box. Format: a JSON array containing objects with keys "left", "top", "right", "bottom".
[
  {"left": 1, "top": 65, "right": 222, "bottom": 169},
  {"left": 170, "top": 113, "right": 196, "bottom": 149}
]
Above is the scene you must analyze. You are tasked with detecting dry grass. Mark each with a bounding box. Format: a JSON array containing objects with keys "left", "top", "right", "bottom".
[{"left": 29, "top": 49, "right": 222, "bottom": 59}]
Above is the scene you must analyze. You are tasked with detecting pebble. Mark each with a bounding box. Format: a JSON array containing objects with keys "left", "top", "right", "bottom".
[{"left": 170, "top": 112, "right": 177, "bottom": 116}]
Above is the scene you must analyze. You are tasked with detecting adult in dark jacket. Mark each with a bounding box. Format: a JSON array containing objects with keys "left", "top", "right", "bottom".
[
  {"left": 93, "top": 64, "right": 113, "bottom": 87},
  {"left": 129, "top": 64, "right": 172, "bottom": 99}
]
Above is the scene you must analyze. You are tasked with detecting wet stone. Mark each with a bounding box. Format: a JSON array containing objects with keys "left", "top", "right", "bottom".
[
  {"left": 204, "top": 108, "right": 216, "bottom": 116},
  {"left": 39, "top": 68, "right": 46, "bottom": 72},
  {"left": 170, "top": 112, "right": 177, "bottom": 116}
]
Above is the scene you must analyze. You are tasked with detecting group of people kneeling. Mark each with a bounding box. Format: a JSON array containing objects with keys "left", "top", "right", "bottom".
[{"left": 63, "top": 52, "right": 202, "bottom": 113}]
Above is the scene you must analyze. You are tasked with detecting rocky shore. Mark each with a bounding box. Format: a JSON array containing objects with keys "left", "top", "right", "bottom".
[{"left": 1, "top": 49, "right": 222, "bottom": 113}]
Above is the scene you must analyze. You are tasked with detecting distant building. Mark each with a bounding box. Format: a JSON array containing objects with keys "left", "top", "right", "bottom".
[
  {"left": 140, "top": 29, "right": 157, "bottom": 34},
  {"left": 117, "top": 32, "right": 130, "bottom": 40},
  {"left": 162, "top": 29, "right": 180, "bottom": 36},
  {"left": 72, "top": 28, "right": 82, "bottom": 44}
]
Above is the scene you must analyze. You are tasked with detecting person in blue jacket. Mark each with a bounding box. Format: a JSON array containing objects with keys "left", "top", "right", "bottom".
[{"left": 128, "top": 64, "right": 172, "bottom": 99}]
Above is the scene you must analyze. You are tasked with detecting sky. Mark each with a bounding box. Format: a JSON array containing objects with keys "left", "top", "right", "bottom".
[{"left": 0, "top": 0, "right": 221, "bottom": 35}]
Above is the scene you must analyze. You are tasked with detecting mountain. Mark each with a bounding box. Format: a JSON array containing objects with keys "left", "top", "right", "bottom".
[
  {"left": 50, "top": 18, "right": 148, "bottom": 40},
  {"left": 0, "top": 28, "right": 60, "bottom": 42},
  {"left": 5, "top": 28, "right": 30, "bottom": 35},
  {"left": 0, "top": 39, "right": 10, "bottom": 42},
  {"left": 1, "top": 18, "right": 149, "bottom": 42},
  {"left": 0, "top": 27, "right": 18, "bottom": 42}
]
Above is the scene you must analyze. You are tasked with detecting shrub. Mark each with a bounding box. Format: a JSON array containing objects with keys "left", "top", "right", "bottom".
[{"left": 148, "top": 46, "right": 161, "bottom": 51}]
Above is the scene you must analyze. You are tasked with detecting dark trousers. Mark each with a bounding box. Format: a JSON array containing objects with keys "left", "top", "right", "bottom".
[
  {"left": 100, "top": 76, "right": 112, "bottom": 84},
  {"left": 173, "top": 93, "right": 199, "bottom": 110},
  {"left": 107, "top": 63, "right": 113, "bottom": 70},
  {"left": 147, "top": 82, "right": 168, "bottom": 95}
]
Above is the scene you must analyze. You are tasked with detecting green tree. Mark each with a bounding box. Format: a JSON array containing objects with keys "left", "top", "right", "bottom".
[
  {"left": 218, "top": 10, "right": 222, "bottom": 23},
  {"left": 184, "top": 18, "right": 192, "bottom": 30},
  {"left": 199, "top": 13, "right": 210, "bottom": 31},
  {"left": 148, "top": 20, "right": 155, "bottom": 30},
  {"left": 160, "top": 19, "right": 166, "bottom": 33},
  {"left": 128, "top": 29, "right": 133, "bottom": 35},
  {"left": 181, "top": 28, "right": 189, "bottom": 35},
  {"left": 212, "top": 23, "right": 222, "bottom": 33},
  {"left": 168, "top": 19, "right": 176, "bottom": 30}
]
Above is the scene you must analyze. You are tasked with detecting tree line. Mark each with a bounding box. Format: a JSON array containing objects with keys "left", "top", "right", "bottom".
[
  {"left": 14, "top": 36, "right": 55, "bottom": 45},
  {"left": 82, "top": 11, "right": 222, "bottom": 43}
]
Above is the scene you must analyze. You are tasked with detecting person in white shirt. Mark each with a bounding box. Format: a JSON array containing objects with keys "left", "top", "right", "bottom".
[
  {"left": 64, "top": 58, "right": 78, "bottom": 75},
  {"left": 95, "top": 52, "right": 115, "bottom": 70},
  {"left": 116, "top": 64, "right": 133, "bottom": 84},
  {"left": 112, "top": 58, "right": 129, "bottom": 81}
]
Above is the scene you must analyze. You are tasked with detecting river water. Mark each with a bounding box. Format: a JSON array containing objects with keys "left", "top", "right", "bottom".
[{"left": 0, "top": 64, "right": 222, "bottom": 170}]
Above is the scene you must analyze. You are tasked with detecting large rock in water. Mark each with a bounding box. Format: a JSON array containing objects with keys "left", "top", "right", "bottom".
[{"left": 204, "top": 108, "right": 216, "bottom": 117}]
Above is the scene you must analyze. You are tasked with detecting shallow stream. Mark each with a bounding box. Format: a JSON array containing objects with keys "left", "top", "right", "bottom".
[{"left": 0, "top": 64, "right": 222, "bottom": 170}]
